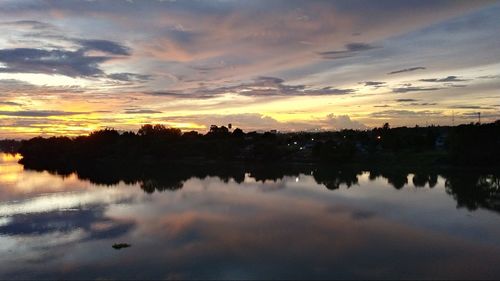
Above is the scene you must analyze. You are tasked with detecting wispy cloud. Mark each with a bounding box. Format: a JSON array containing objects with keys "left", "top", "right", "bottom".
[
  {"left": 318, "top": 43, "right": 377, "bottom": 59},
  {"left": 448, "top": 105, "right": 495, "bottom": 110},
  {"left": 387, "top": 67, "right": 426, "bottom": 75},
  {"left": 124, "top": 109, "right": 162, "bottom": 114},
  {"left": 396, "top": 99, "right": 419, "bottom": 102},
  {"left": 360, "top": 81, "right": 386, "bottom": 87},
  {"left": 0, "top": 1, "right": 498, "bottom": 135},
  {"left": 0, "top": 101, "right": 22, "bottom": 106},
  {"left": 370, "top": 110, "right": 442, "bottom": 118},
  {"left": 0, "top": 110, "right": 90, "bottom": 117},
  {"left": 419, "top": 76, "right": 466, "bottom": 82},
  {"left": 164, "top": 113, "right": 367, "bottom": 131},
  {"left": 107, "top": 73, "right": 152, "bottom": 82},
  {"left": 145, "top": 76, "right": 355, "bottom": 99},
  {"left": 392, "top": 86, "right": 442, "bottom": 93},
  {"left": 0, "top": 37, "right": 130, "bottom": 78}
]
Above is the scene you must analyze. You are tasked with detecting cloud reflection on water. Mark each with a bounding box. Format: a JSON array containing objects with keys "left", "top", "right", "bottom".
[{"left": 0, "top": 154, "right": 500, "bottom": 279}]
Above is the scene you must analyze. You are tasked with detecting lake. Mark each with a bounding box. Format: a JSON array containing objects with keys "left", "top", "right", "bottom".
[{"left": 1, "top": 153, "right": 500, "bottom": 279}]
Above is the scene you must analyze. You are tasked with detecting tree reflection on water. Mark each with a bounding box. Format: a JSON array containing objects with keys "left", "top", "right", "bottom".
[{"left": 21, "top": 160, "right": 500, "bottom": 214}]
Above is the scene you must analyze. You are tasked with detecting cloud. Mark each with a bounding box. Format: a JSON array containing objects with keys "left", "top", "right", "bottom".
[
  {"left": 370, "top": 110, "right": 442, "bottom": 118},
  {"left": 322, "top": 114, "right": 368, "bottom": 130},
  {"left": 461, "top": 112, "right": 500, "bottom": 119},
  {"left": 478, "top": 75, "right": 500, "bottom": 79},
  {"left": 387, "top": 67, "right": 426, "bottom": 75},
  {"left": 0, "top": 1, "right": 497, "bottom": 136},
  {"left": 408, "top": 102, "right": 437, "bottom": 106},
  {"left": 165, "top": 113, "right": 282, "bottom": 131},
  {"left": 392, "top": 86, "right": 442, "bottom": 93},
  {"left": 76, "top": 39, "right": 131, "bottom": 56},
  {"left": 318, "top": 43, "right": 377, "bottom": 59},
  {"left": 146, "top": 91, "right": 215, "bottom": 99},
  {"left": 107, "top": 73, "right": 152, "bottom": 82},
  {"left": 231, "top": 76, "right": 355, "bottom": 97},
  {"left": 0, "top": 48, "right": 109, "bottom": 77},
  {"left": 0, "top": 20, "right": 54, "bottom": 30},
  {"left": 145, "top": 76, "right": 355, "bottom": 99},
  {"left": 361, "top": 81, "right": 385, "bottom": 87},
  {"left": 0, "top": 110, "right": 89, "bottom": 117},
  {"left": 162, "top": 113, "right": 366, "bottom": 131},
  {"left": 0, "top": 206, "right": 133, "bottom": 239},
  {"left": 396, "top": 99, "right": 419, "bottom": 102},
  {"left": 448, "top": 105, "right": 494, "bottom": 110},
  {"left": 419, "top": 76, "right": 466, "bottom": 82},
  {"left": 0, "top": 101, "right": 22, "bottom": 106},
  {"left": 0, "top": 38, "right": 130, "bottom": 77},
  {"left": 124, "top": 109, "right": 162, "bottom": 114},
  {"left": 394, "top": 99, "right": 436, "bottom": 106}
]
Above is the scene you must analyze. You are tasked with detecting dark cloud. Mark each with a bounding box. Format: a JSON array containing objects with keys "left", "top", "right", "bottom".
[
  {"left": 419, "top": 76, "right": 466, "bottom": 82},
  {"left": 0, "top": 101, "right": 22, "bottom": 106},
  {"left": 76, "top": 39, "right": 131, "bottom": 56},
  {"left": 190, "top": 65, "right": 226, "bottom": 72},
  {"left": 396, "top": 99, "right": 418, "bottom": 102},
  {"left": 0, "top": 48, "right": 109, "bottom": 77},
  {"left": 0, "top": 20, "right": 53, "bottom": 30},
  {"left": 256, "top": 76, "right": 286, "bottom": 84},
  {"left": 0, "top": 38, "right": 130, "bottom": 77},
  {"left": 395, "top": 98, "right": 437, "bottom": 106},
  {"left": 318, "top": 43, "right": 377, "bottom": 59},
  {"left": 373, "top": 105, "right": 391, "bottom": 108},
  {"left": 145, "top": 77, "right": 355, "bottom": 99},
  {"left": 0, "top": 206, "right": 134, "bottom": 241},
  {"left": 392, "top": 86, "right": 442, "bottom": 93},
  {"left": 448, "top": 105, "right": 494, "bottom": 110},
  {"left": 345, "top": 43, "right": 376, "bottom": 52},
  {"left": 147, "top": 91, "right": 215, "bottom": 99},
  {"left": 461, "top": 112, "right": 500, "bottom": 119},
  {"left": 387, "top": 67, "right": 426, "bottom": 75},
  {"left": 124, "top": 109, "right": 162, "bottom": 114},
  {"left": 0, "top": 110, "right": 89, "bottom": 117},
  {"left": 312, "top": 87, "right": 355, "bottom": 96},
  {"left": 221, "top": 76, "right": 355, "bottom": 97},
  {"left": 107, "top": 72, "right": 152, "bottom": 82},
  {"left": 361, "top": 81, "right": 385, "bottom": 87},
  {"left": 371, "top": 110, "right": 442, "bottom": 118}
]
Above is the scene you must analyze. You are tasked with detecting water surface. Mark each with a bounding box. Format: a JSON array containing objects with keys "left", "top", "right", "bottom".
[{"left": 1, "top": 153, "right": 500, "bottom": 279}]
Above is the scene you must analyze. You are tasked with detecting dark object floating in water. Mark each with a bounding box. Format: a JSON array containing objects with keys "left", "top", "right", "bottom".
[{"left": 112, "top": 243, "right": 131, "bottom": 250}]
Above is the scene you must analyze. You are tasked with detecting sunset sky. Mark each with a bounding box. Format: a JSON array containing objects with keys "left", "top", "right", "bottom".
[{"left": 0, "top": 0, "right": 499, "bottom": 137}]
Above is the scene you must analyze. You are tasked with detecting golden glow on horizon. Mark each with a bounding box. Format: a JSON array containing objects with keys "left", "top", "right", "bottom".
[{"left": 0, "top": 2, "right": 498, "bottom": 137}]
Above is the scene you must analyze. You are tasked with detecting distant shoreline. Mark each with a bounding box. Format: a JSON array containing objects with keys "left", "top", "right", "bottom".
[{"left": 2, "top": 121, "right": 499, "bottom": 173}]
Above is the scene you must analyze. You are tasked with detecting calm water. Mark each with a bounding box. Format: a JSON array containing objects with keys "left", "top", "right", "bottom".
[{"left": 1, "top": 153, "right": 500, "bottom": 279}]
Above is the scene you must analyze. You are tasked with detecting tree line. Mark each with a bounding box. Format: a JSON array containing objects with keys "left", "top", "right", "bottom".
[{"left": 2, "top": 120, "right": 500, "bottom": 168}]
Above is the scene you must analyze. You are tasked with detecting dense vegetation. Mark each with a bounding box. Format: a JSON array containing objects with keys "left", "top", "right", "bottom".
[
  {"left": 0, "top": 139, "right": 21, "bottom": 153},
  {"left": 3, "top": 121, "right": 500, "bottom": 169}
]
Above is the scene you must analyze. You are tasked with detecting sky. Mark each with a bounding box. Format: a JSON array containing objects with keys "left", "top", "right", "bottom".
[{"left": 0, "top": 0, "right": 499, "bottom": 137}]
